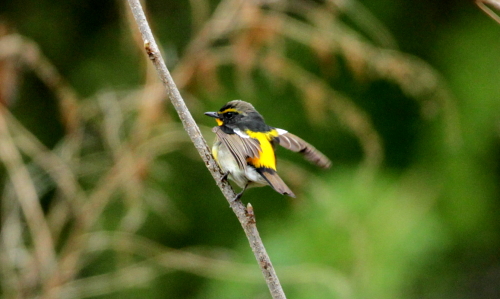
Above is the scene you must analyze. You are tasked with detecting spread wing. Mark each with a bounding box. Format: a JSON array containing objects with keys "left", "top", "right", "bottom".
[
  {"left": 274, "top": 131, "right": 332, "bottom": 169},
  {"left": 213, "top": 127, "right": 261, "bottom": 169}
]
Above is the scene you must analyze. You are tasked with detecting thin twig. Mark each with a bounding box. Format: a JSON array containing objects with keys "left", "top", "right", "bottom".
[{"left": 126, "top": 1, "right": 286, "bottom": 298}]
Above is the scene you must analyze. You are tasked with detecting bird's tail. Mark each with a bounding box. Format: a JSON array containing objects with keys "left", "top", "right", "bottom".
[{"left": 257, "top": 168, "right": 296, "bottom": 198}]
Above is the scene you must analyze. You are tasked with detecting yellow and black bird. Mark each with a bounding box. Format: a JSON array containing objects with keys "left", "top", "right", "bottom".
[{"left": 205, "top": 100, "right": 331, "bottom": 200}]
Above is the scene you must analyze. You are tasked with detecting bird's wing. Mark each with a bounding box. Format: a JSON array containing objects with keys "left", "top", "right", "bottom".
[
  {"left": 274, "top": 131, "right": 332, "bottom": 169},
  {"left": 214, "top": 127, "right": 296, "bottom": 198},
  {"left": 213, "top": 127, "right": 261, "bottom": 169}
]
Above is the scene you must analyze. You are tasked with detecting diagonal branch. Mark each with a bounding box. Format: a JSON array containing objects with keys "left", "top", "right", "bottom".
[
  {"left": 126, "top": 1, "right": 286, "bottom": 298},
  {"left": 476, "top": 0, "right": 500, "bottom": 24}
]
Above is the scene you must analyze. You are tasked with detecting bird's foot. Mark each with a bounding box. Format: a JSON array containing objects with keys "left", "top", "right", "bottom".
[{"left": 232, "top": 190, "right": 244, "bottom": 202}]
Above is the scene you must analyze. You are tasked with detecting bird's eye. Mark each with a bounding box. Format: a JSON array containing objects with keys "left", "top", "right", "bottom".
[{"left": 225, "top": 112, "right": 236, "bottom": 118}]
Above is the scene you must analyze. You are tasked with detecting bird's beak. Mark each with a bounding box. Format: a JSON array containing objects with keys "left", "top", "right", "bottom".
[
  {"left": 204, "top": 111, "right": 219, "bottom": 118},
  {"left": 205, "top": 111, "right": 223, "bottom": 126}
]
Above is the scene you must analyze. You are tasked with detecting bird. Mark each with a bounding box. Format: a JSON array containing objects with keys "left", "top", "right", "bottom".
[{"left": 205, "top": 100, "right": 331, "bottom": 200}]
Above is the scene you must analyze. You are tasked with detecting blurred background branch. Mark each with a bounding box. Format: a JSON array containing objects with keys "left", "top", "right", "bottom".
[{"left": 476, "top": 0, "right": 500, "bottom": 24}]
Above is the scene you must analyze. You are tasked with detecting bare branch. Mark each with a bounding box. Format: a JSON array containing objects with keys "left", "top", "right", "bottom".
[{"left": 126, "top": 1, "right": 286, "bottom": 298}]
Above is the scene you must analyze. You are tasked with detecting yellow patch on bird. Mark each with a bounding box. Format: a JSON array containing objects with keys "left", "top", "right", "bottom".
[
  {"left": 215, "top": 118, "right": 223, "bottom": 126},
  {"left": 211, "top": 144, "right": 218, "bottom": 161},
  {"left": 245, "top": 129, "right": 279, "bottom": 170},
  {"left": 220, "top": 108, "right": 240, "bottom": 114}
]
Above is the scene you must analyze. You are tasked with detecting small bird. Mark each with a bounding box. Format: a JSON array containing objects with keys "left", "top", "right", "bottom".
[{"left": 205, "top": 100, "right": 331, "bottom": 200}]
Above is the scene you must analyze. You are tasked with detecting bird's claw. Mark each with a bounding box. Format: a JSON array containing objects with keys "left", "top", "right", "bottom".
[{"left": 232, "top": 191, "right": 244, "bottom": 202}]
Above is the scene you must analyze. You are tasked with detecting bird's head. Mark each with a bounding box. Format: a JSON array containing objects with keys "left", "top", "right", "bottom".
[{"left": 205, "top": 100, "right": 268, "bottom": 131}]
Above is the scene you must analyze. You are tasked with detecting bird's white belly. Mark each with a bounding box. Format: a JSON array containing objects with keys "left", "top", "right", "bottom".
[{"left": 215, "top": 142, "right": 267, "bottom": 188}]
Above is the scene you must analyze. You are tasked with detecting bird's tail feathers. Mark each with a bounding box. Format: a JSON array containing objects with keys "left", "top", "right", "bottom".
[{"left": 257, "top": 168, "right": 296, "bottom": 198}]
